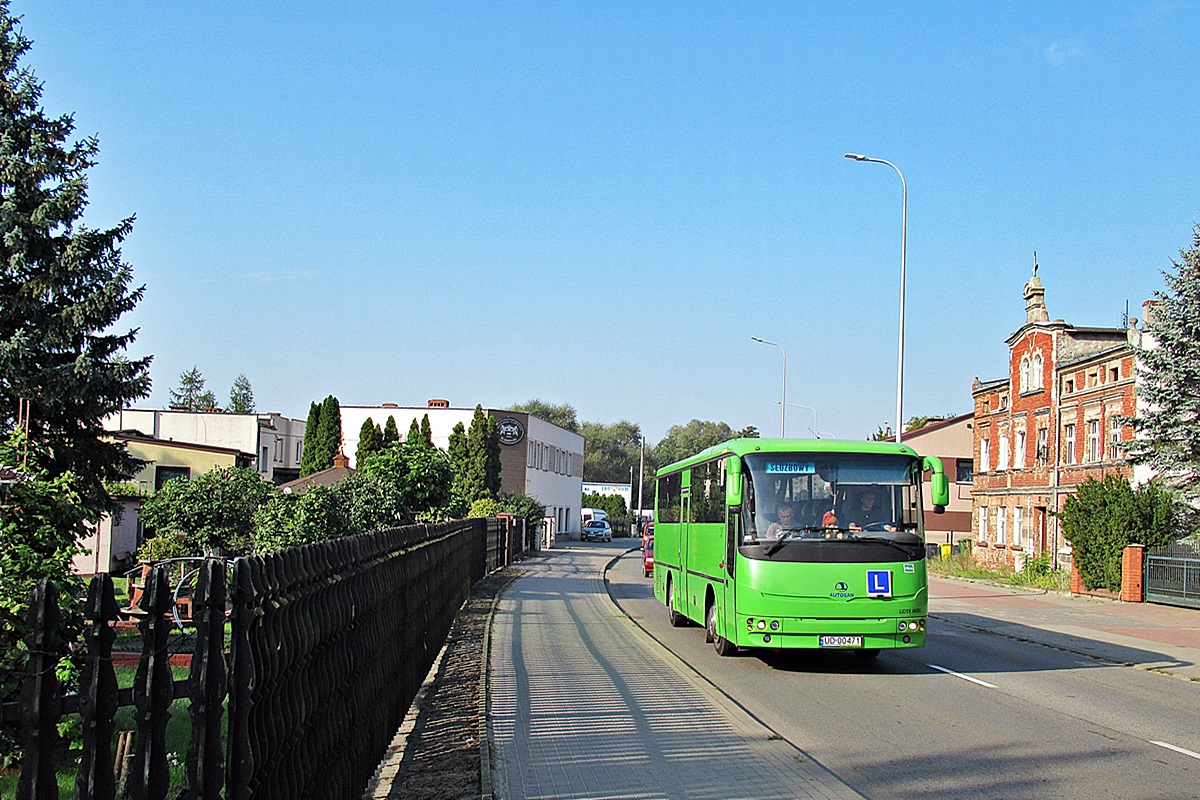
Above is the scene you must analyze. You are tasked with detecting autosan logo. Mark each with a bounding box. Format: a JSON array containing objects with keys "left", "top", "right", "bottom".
[
  {"left": 497, "top": 417, "right": 525, "bottom": 446},
  {"left": 829, "top": 581, "right": 854, "bottom": 599}
]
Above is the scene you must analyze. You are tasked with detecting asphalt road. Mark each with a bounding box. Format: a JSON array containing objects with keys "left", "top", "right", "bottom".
[{"left": 596, "top": 539, "right": 1200, "bottom": 800}]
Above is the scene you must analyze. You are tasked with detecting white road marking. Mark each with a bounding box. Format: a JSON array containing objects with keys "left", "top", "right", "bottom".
[
  {"left": 926, "top": 663, "right": 998, "bottom": 688},
  {"left": 1151, "top": 741, "right": 1200, "bottom": 760}
]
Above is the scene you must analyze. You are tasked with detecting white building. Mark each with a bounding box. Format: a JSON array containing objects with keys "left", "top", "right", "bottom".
[
  {"left": 103, "top": 409, "right": 306, "bottom": 485},
  {"left": 340, "top": 401, "right": 585, "bottom": 536}
]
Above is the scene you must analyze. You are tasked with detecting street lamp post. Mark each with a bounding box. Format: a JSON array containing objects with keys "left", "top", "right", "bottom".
[
  {"left": 845, "top": 152, "right": 906, "bottom": 444},
  {"left": 778, "top": 402, "right": 818, "bottom": 438},
  {"left": 751, "top": 337, "right": 787, "bottom": 437}
]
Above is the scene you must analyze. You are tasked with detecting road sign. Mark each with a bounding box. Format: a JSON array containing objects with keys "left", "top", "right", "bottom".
[{"left": 866, "top": 570, "right": 892, "bottom": 598}]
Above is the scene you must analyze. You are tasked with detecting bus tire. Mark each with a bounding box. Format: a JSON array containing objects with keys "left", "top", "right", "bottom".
[
  {"left": 667, "top": 577, "right": 687, "bottom": 627},
  {"left": 707, "top": 603, "right": 736, "bottom": 656}
]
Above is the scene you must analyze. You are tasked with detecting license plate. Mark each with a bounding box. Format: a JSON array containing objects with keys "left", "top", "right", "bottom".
[{"left": 819, "top": 635, "right": 863, "bottom": 648}]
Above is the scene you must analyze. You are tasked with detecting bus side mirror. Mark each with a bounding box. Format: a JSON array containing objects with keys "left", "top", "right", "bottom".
[
  {"left": 925, "top": 456, "right": 949, "bottom": 512},
  {"left": 725, "top": 457, "right": 743, "bottom": 507}
]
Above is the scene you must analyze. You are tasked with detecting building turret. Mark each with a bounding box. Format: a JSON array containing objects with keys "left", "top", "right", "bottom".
[{"left": 1023, "top": 255, "right": 1049, "bottom": 325}]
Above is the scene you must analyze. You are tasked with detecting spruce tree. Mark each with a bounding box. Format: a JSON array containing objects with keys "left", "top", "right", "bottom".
[
  {"left": 382, "top": 415, "right": 400, "bottom": 446},
  {"left": 0, "top": 6, "right": 151, "bottom": 515},
  {"left": 1127, "top": 222, "right": 1200, "bottom": 514},
  {"left": 356, "top": 416, "right": 381, "bottom": 465},
  {"left": 299, "top": 401, "right": 322, "bottom": 476},
  {"left": 419, "top": 414, "right": 434, "bottom": 448},
  {"left": 169, "top": 366, "right": 208, "bottom": 410},
  {"left": 407, "top": 417, "right": 421, "bottom": 443},
  {"left": 228, "top": 373, "right": 255, "bottom": 413}
]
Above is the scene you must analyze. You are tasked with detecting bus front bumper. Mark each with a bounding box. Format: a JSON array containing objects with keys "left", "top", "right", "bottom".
[{"left": 736, "top": 614, "right": 926, "bottom": 650}]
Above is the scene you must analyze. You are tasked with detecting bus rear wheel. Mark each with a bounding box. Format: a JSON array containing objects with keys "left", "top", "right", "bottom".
[
  {"left": 667, "top": 578, "right": 687, "bottom": 627},
  {"left": 707, "top": 604, "right": 736, "bottom": 657}
]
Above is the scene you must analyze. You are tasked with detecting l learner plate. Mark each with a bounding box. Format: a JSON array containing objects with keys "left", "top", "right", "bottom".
[{"left": 819, "top": 635, "right": 863, "bottom": 648}]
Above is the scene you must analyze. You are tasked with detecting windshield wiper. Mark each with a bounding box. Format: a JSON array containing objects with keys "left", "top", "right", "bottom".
[
  {"left": 762, "top": 527, "right": 823, "bottom": 557},
  {"left": 847, "top": 535, "right": 923, "bottom": 556}
]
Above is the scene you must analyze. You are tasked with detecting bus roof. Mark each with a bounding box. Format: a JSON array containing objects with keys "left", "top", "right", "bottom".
[{"left": 655, "top": 437, "right": 923, "bottom": 477}]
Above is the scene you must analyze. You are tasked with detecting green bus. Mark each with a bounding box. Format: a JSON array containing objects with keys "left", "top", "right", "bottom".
[{"left": 652, "top": 438, "right": 950, "bottom": 658}]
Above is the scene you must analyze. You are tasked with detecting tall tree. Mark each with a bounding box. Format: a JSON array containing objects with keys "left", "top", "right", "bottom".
[
  {"left": 419, "top": 414, "right": 434, "bottom": 448},
  {"left": 355, "top": 416, "right": 381, "bottom": 465},
  {"left": 650, "top": 419, "right": 738, "bottom": 470},
  {"left": 0, "top": 5, "right": 151, "bottom": 515},
  {"left": 382, "top": 415, "right": 400, "bottom": 446},
  {"left": 464, "top": 405, "right": 501, "bottom": 502},
  {"left": 1127, "top": 223, "right": 1200, "bottom": 514},
  {"left": 507, "top": 399, "right": 580, "bottom": 433},
  {"left": 447, "top": 420, "right": 469, "bottom": 510},
  {"left": 581, "top": 419, "right": 643, "bottom": 482},
  {"left": 169, "top": 366, "right": 209, "bottom": 410},
  {"left": 299, "top": 400, "right": 322, "bottom": 476},
  {"left": 313, "top": 394, "right": 342, "bottom": 471},
  {"left": 407, "top": 417, "right": 421, "bottom": 443},
  {"left": 228, "top": 373, "right": 255, "bottom": 413}
]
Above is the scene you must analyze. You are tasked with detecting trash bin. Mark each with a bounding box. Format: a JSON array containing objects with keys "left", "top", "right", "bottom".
[{"left": 940, "top": 542, "right": 952, "bottom": 559}]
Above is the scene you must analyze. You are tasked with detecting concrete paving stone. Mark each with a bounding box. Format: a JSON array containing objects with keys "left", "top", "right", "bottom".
[{"left": 488, "top": 546, "right": 864, "bottom": 800}]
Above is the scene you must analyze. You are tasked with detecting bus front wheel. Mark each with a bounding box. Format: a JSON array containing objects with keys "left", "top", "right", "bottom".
[{"left": 707, "top": 604, "right": 736, "bottom": 657}]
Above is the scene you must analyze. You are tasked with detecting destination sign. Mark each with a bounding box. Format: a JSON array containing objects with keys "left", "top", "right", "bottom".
[{"left": 764, "top": 462, "right": 815, "bottom": 474}]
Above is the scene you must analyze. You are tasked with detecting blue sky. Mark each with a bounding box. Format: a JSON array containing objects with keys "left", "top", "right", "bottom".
[{"left": 15, "top": 2, "right": 1200, "bottom": 442}]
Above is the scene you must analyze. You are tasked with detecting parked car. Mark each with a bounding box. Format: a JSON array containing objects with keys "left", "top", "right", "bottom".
[
  {"left": 581, "top": 519, "right": 613, "bottom": 542},
  {"left": 643, "top": 538, "right": 654, "bottom": 577},
  {"left": 641, "top": 522, "right": 654, "bottom": 547}
]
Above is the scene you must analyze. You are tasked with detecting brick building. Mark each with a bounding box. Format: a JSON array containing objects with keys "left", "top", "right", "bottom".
[{"left": 971, "top": 269, "right": 1142, "bottom": 570}]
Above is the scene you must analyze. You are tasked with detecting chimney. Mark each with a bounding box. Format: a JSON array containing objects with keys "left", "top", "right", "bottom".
[
  {"left": 428, "top": 399, "right": 450, "bottom": 408},
  {"left": 382, "top": 402, "right": 399, "bottom": 408}
]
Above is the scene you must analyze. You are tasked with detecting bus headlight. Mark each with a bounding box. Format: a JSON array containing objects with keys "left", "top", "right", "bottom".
[{"left": 756, "top": 619, "right": 767, "bottom": 630}]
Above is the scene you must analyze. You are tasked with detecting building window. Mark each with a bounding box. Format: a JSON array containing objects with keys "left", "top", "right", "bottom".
[
  {"left": 999, "top": 435, "right": 1010, "bottom": 471},
  {"left": 296, "top": 441, "right": 302, "bottom": 462},
  {"left": 154, "top": 466, "right": 189, "bottom": 491},
  {"left": 999, "top": 393, "right": 1009, "bottom": 410},
  {"left": 1020, "top": 357, "right": 1031, "bottom": 393},
  {"left": 273, "top": 438, "right": 282, "bottom": 462},
  {"left": 527, "top": 442, "right": 535, "bottom": 468},
  {"left": 1015, "top": 430, "right": 1026, "bottom": 469},
  {"left": 1087, "top": 420, "right": 1101, "bottom": 462},
  {"left": 1013, "top": 507, "right": 1024, "bottom": 547},
  {"left": 956, "top": 459, "right": 973, "bottom": 483},
  {"left": 1063, "top": 424, "right": 1076, "bottom": 465},
  {"left": 260, "top": 446, "right": 269, "bottom": 473},
  {"left": 1110, "top": 365, "right": 1120, "bottom": 382},
  {"left": 979, "top": 438, "right": 990, "bottom": 473},
  {"left": 1065, "top": 378, "right": 1075, "bottom": 394},
  {"left": 1110, "top": 418, "right": 1123, "bottom": 460},
  {"left": 1036, "top": 427, "right": 1049, "bottom": 466},
  {"left": 995, "top": 507, "right": 1007, "bottom": 545},
  {"left": 977, "top": 506, "right": 988, "bottom": 542},
  {"left": 1032, "top": 353, "right": 1043, "bottom": 390},
  {"left": 1087, "top": 370, "right": 1099, "bottom": 388}
]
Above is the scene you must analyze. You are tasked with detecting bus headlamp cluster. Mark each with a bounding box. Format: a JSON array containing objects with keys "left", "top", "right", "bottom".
[
  {"left": 747, "top": 618, "right": 781, "bottom": 632},
  {"left": 897, "top": 619, "right": 926, "bottom": 632}
]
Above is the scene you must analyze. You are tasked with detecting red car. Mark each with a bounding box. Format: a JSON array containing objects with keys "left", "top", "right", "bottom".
[
  {"left": 641, "top": 522, "right": 654, "bottom": 547},
  {"left": 642, "top": 537, "right": 654, "bottom": 578}
]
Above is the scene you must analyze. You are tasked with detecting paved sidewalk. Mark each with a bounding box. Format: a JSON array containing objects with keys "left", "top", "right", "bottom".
[
  {"left": 930, "top": 576, "right": 1200, "bottom": 681},
  {"left": 488, "top": 545, "right": 863, "bottom": 800}
]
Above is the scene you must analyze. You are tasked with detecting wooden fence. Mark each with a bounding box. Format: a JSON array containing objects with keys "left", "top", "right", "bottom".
[{"left": 3, "top": 517, "right": 509, "bottom": 799}]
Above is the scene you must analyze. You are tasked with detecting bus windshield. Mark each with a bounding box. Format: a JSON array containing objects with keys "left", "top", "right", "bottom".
[{"left": 741, "top": 452, "right": 924, "bottom": 559}]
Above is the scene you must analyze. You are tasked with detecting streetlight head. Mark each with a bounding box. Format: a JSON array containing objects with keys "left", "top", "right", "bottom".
[
  {"left": 751, "top": 336, "right": 764, "bottom": 343},
  {"left": 845, "top": 153, "right": 867, "bottom": 161}
]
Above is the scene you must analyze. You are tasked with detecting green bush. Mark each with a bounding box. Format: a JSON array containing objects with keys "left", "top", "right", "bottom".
[
  {"left": 469, "top": 498, "right": 501, "bottom": 518},
  {"left": 1058, "top": 475, "right": 1177, "bottom": 591}
]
